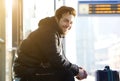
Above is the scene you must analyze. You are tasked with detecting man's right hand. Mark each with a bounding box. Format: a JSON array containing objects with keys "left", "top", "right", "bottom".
[{"left": 76, "top": 67, "right": 87, "bottom": 80}]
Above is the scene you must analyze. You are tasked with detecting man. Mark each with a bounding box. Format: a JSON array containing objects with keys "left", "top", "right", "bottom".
[{"left": 13, "top": 6, "right": 87, "bottom": 81}]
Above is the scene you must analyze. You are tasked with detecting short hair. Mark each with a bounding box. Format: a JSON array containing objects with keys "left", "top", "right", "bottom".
[{"left": 55, "top": 6, "right": 76, "bottom": 20}]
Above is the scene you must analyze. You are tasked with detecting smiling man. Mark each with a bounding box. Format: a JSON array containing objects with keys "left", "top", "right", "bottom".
[{"left": 13, "top": 6, "right": 87, "bottom": 81}]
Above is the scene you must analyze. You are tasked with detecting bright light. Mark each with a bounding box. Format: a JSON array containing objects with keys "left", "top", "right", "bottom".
[
  {"left": 5, "top": 0, "right": 12, "bottom": 14},
  {"left": 5, "top": 0, "right": 12, "bottom": 49},
  {"left": 5, "top": 0, "right": 12, "bottom": 81}
]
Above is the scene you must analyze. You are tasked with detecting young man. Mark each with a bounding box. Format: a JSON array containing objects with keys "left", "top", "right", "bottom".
[{"left": 13, "top": 6, "right": 87, "bottom": 81}]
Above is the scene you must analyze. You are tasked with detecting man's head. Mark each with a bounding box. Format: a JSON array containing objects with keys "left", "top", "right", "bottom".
[{"left": 55, "top": 6, "right": 76, "bottom": 35}]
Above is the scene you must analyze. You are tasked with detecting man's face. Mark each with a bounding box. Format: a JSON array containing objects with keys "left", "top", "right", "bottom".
[{"left": 57, "top": 12, "right": 75, "bottom": 35}]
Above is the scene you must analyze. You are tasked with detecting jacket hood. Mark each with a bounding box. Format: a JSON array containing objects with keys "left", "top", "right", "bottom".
[
  {"left": 38, "top": 16, "right": 56, "bottom": 28},
  {"left": 38, "top": 16, "right": 64, "bottom": 37}
]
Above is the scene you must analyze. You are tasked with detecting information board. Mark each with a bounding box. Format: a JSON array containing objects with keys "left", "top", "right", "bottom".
[{"left": 78, "top": 1, "right": 120, "bottom": 15}]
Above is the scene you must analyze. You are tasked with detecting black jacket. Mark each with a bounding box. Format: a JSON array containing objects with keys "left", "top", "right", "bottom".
[{"left": 13, "top": 16, "right": 79, "bottom": 77}]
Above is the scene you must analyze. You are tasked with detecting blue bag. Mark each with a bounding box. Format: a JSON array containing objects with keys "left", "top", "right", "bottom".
[{"left": 96, "top": 66, "right": 119, "bottom": 81}]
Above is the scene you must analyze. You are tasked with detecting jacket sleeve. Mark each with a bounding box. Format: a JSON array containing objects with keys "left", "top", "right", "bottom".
[{"left": 39, "top": 31, "right": 79, "bottom": 76}]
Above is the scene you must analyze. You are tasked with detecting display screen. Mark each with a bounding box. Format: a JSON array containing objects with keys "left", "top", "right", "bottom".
[
  {"left": 78, "top": 1, "right": 120, "bottom": 15},
  {"left": 89, "top": 4, "right": 120, "bottom": 14}
]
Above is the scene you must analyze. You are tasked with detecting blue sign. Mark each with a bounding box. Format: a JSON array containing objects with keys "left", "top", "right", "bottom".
[{"left": 78, "top": 1, "right": 120, "bottom": 15}]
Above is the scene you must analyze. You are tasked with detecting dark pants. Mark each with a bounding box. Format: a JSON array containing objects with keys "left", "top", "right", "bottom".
[{"left": 13, "top": 70, "right": 75, "bottom": 81}]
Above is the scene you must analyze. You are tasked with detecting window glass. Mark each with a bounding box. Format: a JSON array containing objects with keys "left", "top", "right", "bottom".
[
  {"left": 23, "top": 0, "right": 54, "bottom": 39},
  {"left": 66, "top": 16, "right": 120, "bottom": 81}
]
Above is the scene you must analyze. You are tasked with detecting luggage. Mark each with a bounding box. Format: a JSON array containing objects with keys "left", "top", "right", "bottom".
[{"left": 96, "top": 66, "right": 119, "bottom": 81}]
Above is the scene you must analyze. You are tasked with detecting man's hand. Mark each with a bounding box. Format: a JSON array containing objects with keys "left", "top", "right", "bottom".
[{"left": 76, "top": 67, "right": 87, "bottom": 80}]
